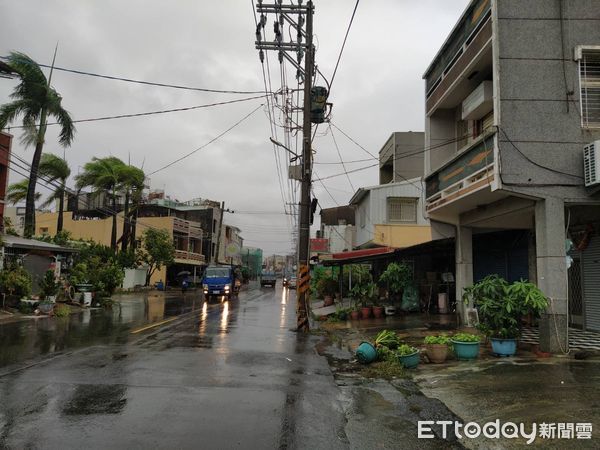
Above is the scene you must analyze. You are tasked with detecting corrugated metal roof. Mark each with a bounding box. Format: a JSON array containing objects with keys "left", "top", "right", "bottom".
[{"left": 1, "top": 234, "right": 78, "bottom": 252}]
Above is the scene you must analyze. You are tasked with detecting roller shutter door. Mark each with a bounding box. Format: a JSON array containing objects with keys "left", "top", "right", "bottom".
[{"left": 582, "top": 235, "right": 600, "bottom": 331}]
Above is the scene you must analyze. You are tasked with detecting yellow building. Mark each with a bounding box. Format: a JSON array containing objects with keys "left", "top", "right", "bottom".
[{"left": 36, "top": 212, "right": 205, "bottom": 285}]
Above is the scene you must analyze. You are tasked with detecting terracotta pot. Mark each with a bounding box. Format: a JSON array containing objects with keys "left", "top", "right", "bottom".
[
  {"left": 372, "top": 306, "right": 385, "bottom": 318},
  {"left": 426, "top": 344, "right": 448, "bottom": 364},
  {"left": 350, "top": 310, "right": 360, "bottom": 320},
  {"left": 360, "top": 306, "right": 372, "bottom": 319},
  {"left": 323, "top": 295, "right": 334, "bottom": 306}
]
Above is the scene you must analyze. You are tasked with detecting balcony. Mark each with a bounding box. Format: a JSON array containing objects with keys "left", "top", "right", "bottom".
[
  {"left": 174, "top": 250, "right": 205, "bottom": 265},
  {"left": 426, "top": 133, "right": 498, "bottom": 214},
  {"left": 173, "top": 217, "right": 203, "bottom": 239},
  {"left": 424, "top": 0, "right": 492, "bottom": 116}
]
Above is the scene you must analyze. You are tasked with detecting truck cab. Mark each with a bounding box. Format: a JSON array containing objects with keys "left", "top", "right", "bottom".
[{"left": 202, "top": 266, "right": 236, "bottom": 300}]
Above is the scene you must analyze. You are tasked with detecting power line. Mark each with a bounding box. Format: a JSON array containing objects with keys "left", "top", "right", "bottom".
[
  {"left": 329, "top": 0, "right": 360, "bottom": 92},
  {"left": 147, "top": 104, "right": 263, "bottom": 175},
  {"left": 329, "top": 123, "right": 354, "bottom": 191},
  {"left": 4, "top": 95, "right": 265, "bottom": 130},
  {"left": 0, "top": 55, "right": 269, "bottom": 95}
]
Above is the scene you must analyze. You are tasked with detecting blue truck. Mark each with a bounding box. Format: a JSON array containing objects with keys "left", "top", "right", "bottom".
[{"left": 202, "top": 266, "right": 239, "bottom": 300}]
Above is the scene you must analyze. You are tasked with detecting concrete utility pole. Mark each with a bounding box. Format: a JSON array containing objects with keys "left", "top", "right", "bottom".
[
  {"left": 214, "top": 201, "right": 225, "bottom": 264},
  {"left": 255, "top": 0, "right": 314, "bottom": 331}
]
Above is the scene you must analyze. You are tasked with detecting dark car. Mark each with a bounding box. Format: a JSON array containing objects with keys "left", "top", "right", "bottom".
[{"left": 260, "top": 271, "right": 277, "bottom": 287}]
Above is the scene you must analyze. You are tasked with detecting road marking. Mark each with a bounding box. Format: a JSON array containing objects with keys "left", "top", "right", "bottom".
[{"left": 130, "top": 317, "right": 179, "bottom": 334}]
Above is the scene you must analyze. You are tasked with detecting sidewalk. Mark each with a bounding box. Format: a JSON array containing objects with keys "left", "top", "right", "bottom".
[{"left": 316, "top": 313, "right": 600, "bottom": 448}]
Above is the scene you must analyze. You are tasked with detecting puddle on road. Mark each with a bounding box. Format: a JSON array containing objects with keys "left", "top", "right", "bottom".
[
  {"left": 62, "top": 384, "right": 127, "bottom": 415},
  {"left": 0, "top": 295, "right": 201, "bottom": 368}
]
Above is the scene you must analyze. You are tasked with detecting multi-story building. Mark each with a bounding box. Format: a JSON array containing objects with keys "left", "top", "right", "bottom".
[
  {"left": 3, "top": 206, "right": 25, "bottom": 235},
  {"left": 241, "top": 246, "right": 263, "bottom": 279},
  {"left": 318, "top": 206, "right": 356, "bottom": 254},
  {"left": 423, "top": 0, "right": 600, "bottom": 351},
  {"left": 219, "top": 224, "right": 244, "bottom": 265},
  {"left": 36, "top": 211, "right": 205, "bottom": 285},
  {"left": 0, "top": 132, "right": 11, "bottom": 233},
  {"left": 379, "top": 132, "right": 425, "bottom": 184}
]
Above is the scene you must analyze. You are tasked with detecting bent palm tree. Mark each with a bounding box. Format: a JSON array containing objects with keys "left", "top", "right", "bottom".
[
  {"left": 38, "top": 153, "right": 71, "bottom": 233},
  {"left": 117, "top": 165, "right": 145, "bottom": 252},
  {"left": 75, "top": 156, "right": 126, "bottom": 251},
  {"left": 6, "top": 179, "right": 41, "bottom": 205},
  {"left": 0, "top": 52, "right": 75, "bottom": 237}
]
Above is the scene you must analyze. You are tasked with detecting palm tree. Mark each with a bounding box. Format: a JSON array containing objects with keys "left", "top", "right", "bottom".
[
  {"left": 6, "top": 179, "right": 41, "bottom": 205},
  {"left": 0, "top": 52, "right": 75, "bottom": 237},
  {"left": 38, "top": 153, "right": 71, "bottom": 233},
  {"left": 117, "top": 165, "right": 145, "bottom": 252},
  {"left": 75, "top": 157, "right": 126, "bottom": 251}
]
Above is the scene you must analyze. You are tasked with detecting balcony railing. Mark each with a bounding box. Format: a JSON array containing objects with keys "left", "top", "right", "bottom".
[
  {"left": 174, "top": 250, "right": 205, "bottom": 263},
  {"left": 426, "top": 134, "right": 495, "bottom": 212},
  {"left": 173, "top": 217, "right": 203, "bottom": 238}
]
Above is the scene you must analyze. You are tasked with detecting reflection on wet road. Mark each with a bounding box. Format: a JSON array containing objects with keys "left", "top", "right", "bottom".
[
  {"left": 0, "top": 284, "right": 347, "bottom": 449},
  {"left": 0, "top": 293, "right": 203, "bottom": 368}
]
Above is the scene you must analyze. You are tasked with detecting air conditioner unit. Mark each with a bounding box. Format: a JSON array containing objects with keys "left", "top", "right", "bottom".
[{"left": 583, "top": 141, "right": 600, "bottom": 187}]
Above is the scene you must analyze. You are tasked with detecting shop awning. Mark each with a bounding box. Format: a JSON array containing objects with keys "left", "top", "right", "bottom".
[{"left": 323, "top": 246, "right": 397, "bottom": 265}]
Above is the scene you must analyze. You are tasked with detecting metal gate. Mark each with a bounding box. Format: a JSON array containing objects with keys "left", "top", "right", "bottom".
[
  {"left": 582, "top": 235, "right": 600, "bottom": 332},
  {"left": 568, "top": 255, "right": 584, "bottom": 327}
]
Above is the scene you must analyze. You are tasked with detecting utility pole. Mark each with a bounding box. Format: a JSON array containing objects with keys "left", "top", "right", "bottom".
[
  {"left": 214, "top": 201, "right": 225, "bottom": 264},
  {"left": 255, "top": 0, "right": 314, "bottom": 331}
]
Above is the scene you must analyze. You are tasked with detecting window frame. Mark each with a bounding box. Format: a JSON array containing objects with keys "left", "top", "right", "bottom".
[
  {"left": 386, "top": 197, "right": 418, "bottom": 224},
  {"left": 576, "top": 46, "right": 600, "bottom": 129}
]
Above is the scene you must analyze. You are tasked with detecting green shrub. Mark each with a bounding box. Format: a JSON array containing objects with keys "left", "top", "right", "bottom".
[
  {"left": 0, "top": 266, "right": 32, "bottom": 298},
  {"left": 316, "top": 277, "right": 338, "bottom": 297},
  {"left": 451, "top": 332, "right": 480, "bottom": 343},
  {"left": 396, "top": 344, "right": 418, "bottom": 356},
  {"left": 424, "top": 335, "right": 450, "bottom": 345},
  {"left": 18, "top": 302, "right": 33, "bottom": 314},
  {"left": 53, "top": 304, "right": 71, "bottom": 317},
  {"left": 39, "top": 270, "right": 60, "bottom": 299}
]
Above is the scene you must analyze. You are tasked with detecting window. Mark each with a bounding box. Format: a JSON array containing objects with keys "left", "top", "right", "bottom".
[
  {"left": 579, "top": 48, "right": 600, "bottom": 128},
  {"left": 387, "top": 197, "right": 417, "bottom": 223}
]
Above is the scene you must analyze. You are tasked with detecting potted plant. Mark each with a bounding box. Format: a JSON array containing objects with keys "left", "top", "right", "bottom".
[
  {"left": 351, "top": 281, "right": 377, "bottom": 319},
  {"left": 374, "top": 329, "right": 400, "bottom": 349},
  {"left": 396, "top": 344, "right": 420, "bottom": 369},
  {"left": 424, "top": 334, "right": 450, "bottom": 363},
  {"left": 463, "top": 276, "right": 549, "bottom": 357},
  {"left": 317, "top": 277, "right": 338, "bottom": 307},
  {"left": 450, "top": 332, "right": 481, "bottom": 360},
  {"left": 372, "top": 294, "right": 385, "bottom": 318},
  {"left": 379, "top": 262, "right": 412, "bottom": 303},
  {"left": 39, "top": 270, "right": 59, "bottom": 302}
]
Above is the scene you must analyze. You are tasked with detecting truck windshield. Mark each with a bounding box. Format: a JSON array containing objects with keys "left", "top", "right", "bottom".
[{"left": 205, "top": 268, "right": 230, "bottom": 278}]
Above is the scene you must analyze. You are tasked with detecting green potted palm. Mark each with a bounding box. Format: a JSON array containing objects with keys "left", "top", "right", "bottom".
[{"left": 463, "top": 275, "right": 548, "bottom": 357}]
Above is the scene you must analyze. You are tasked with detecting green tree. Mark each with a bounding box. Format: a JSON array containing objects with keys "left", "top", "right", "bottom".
[
  {"left": 117, "top": 165, "right": 145, "bottom": 252},
  {"left": 38, "top": 153, "right": 71, "bottom": 233},
  {"left": 139, "top": 228, "right": 175, "bottom": 286},
  {"left": 75, "top": 156, "right": 126, "bottom": 251},
  {"left": 0, "top": 52, "right": 75, "bottom": 237},
  {"left": 6, "top": 179, "right": 41, "bottom": 206}
]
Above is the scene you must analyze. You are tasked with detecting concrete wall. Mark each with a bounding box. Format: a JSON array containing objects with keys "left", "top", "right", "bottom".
[
  {"left": 35, "top": 212, "right": 174, "bottom": 285},
  {"left": 354, "top": 180, "right": 426, "bottom": 247},
  {"left": 496, "top": 0, "right": 600, "bottom": 200},
  {"left": 425, "top": 109, "right": 456, "bottom": 176},
  {"left": 122, "top": 268, "right": 147, "bottom": 290},
  {"left": 391, "top": 132, "right": 425, "bottom": 182}
]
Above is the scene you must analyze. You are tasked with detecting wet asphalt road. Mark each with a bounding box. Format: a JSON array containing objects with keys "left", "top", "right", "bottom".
[{"left": 0, "top": 284, "right": 348, "bottom": 449}]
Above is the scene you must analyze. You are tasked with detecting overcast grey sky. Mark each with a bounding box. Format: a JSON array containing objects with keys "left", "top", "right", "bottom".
[{"left": 0, "top": 0, "right": 470, "bottom": 255}]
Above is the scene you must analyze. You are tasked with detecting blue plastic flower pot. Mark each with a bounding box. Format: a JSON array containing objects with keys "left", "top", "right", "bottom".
[
  {"left": 451, "top": 340, "right": 480, "bottom": 360},
  {"left": 356, "top": 342, "right": 377, "bottom": 364},
  {"left": 399, "top": 350, "right": 420, "bottom": 369},
  {"left": 491, "top": 338, "right": 517, "bottom": 357}
]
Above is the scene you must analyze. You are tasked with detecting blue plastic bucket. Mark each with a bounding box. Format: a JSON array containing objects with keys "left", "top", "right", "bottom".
[
  {"left": 399, "top": 351, "right": 420, "bottom": 369},
  {"left": 451, "top": 340, "right": 480, "bottom": 360},
  {"left": 491, "top": 338, "right": 517, "bottom": 357},
  {"left": 356, "top": 342, "right": 377, "bottom": 364}
]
